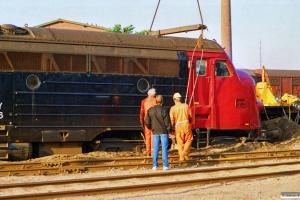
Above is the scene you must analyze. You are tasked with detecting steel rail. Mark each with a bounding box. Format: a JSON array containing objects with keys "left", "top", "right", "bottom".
[
  {"left": 1, "top": 159, "right": 300, "bottom": 189},
  {"left": 0, "top": 155, "right": 300, "bottom": 177},
  {"left": 0, "top": 151, "right": 300, "bottom": 176},
  {"left": 1, "top": 165, "right": 300, "bottom": 200},
  {"left": 1, "top": 149, "right": 299, "bottom": 170}
]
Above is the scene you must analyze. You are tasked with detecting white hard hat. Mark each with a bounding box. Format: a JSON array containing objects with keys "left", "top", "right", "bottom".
[
  {"left": 173, "top": 92, "right": 182, "bottom": 99},
  {"left": 147, "top": 88, "right": 156, "bottom": 96}
]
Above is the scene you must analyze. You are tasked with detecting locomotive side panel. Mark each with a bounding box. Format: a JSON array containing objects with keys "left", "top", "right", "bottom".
[
  {"left": 10, "top": 66, "right": 188, "bottom": 139},
  {"left": 0, "top": 73, "right": 13, "bottom": 126},
  {"left": 0, "top": 48, "right": 189, "bottom": 159}
]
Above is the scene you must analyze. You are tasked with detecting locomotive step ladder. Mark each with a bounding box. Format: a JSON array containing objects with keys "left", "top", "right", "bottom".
[
  {"left": 195, "top": 128, "right": 211, "bottom": 149},
  {"left": 0, "top": 143, "right": 9, "bottom": 160}
]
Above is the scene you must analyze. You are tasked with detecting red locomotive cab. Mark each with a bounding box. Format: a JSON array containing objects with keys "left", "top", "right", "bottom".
[{"left": 187, "top": 49, "right": 261, "bottom": 138}]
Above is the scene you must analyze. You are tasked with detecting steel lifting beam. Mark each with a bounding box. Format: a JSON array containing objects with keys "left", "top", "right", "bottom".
[{"left": 147, "top": 24, "right": 207, "bottom": 36}]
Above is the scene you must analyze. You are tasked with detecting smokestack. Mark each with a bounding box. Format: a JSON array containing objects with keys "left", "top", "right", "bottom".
[{"left": 221, "top": 0, "right": 232, "bottom": 60}]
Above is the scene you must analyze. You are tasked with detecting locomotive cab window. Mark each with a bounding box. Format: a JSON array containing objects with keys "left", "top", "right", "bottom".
[
  {"left": 215, "top": 61, "right": 230, "bottom": 77},
  {"left": 196, "top": 60, "right": 206, "bottom": 75}
]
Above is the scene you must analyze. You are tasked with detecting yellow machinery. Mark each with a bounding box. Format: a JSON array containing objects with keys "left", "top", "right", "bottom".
[
  {"left": 256, "top": 66, "right": 300, "bottom": 122},
  {"left": 280, "top": 93, "right": 300, "bottom": 106}
]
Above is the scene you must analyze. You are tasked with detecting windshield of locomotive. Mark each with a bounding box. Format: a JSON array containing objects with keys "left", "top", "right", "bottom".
[
  {"left": 215, "top": 60, "right": 230, "bottom": 77},
  {"left": 196, "top": 60, "right": 206, "bottom": 75}
]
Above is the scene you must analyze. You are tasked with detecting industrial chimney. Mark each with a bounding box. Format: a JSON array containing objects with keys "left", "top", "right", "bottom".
[{"left": 221, "top": 0, "right": 232, "bottom": 60}]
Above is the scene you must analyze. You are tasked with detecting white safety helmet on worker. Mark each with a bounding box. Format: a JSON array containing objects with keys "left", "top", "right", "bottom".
[
  {"left": 173, "top": 92, "right": 182, "bottom": 99},
  {"left": 147, "top": 88, "right": 156, "bottom": 96}
]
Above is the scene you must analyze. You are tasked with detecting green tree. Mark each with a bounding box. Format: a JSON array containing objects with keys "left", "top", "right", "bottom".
[
  {"left": 135, "top": 29, "right": 149, "bottom": 35},
  {"left": 105, "top": 24, "right": 122, "bottom": 33},
  {"left": 106, "top": 24, "right": 149, "bottom": 35},
  {"left": 123, "top": 25, "right": 135, "bottom": 34},
  {"left": 106, "top": 24, "right": 135, "bottom": 34}
]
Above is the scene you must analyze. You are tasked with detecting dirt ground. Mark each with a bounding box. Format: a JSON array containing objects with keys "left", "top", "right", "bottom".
[
  {"left": 1, "top": 117, "right": 300, "bottom": 200},
  {"left": 28, "top": 117, "right": 300, "bottom": 162},
  {"left": 201, "top": 117, "right": 300, "bottom": 154}
]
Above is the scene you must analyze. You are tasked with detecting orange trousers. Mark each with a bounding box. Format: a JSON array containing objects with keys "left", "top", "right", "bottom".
[
  {"left": 175, "top": 127, "right": 193, "bottom": 160},
  {"left": 144, "top": 126, "right": 153, "bottom": 155}
]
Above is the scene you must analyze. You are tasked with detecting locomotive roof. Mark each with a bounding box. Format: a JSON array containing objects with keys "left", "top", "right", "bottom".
[{"left": 0, "top": 25, "right": 223, "bottom": 59}]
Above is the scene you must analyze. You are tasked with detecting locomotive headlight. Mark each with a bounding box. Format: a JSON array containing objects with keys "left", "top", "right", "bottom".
[
  {"left": 26, "top": 74, "right": 41, "bottom": 90},
  {"left": 137, "top": 78, "right": 150, "bottom": 93}
]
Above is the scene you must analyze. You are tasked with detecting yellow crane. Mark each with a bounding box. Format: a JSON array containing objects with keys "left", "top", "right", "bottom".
[
  {"left": 256, "top": 66, "right": 300, "bottom": 122},
  {"left": 255, "top": 66, "right": 279, "bottom": 106}
]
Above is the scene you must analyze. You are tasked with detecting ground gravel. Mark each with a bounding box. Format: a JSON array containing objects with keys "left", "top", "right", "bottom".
[{"left": 1, "top": 118, "right": 300, "bottom": 200}]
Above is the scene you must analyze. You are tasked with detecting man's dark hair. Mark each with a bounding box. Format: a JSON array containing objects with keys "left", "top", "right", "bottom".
[{"left": 156, "top": 95, "right": 163, "bottom": 105}]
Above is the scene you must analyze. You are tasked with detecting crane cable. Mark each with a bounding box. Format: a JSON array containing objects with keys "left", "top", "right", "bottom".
[
  {"left": 149, "top": 0, "right": 161, "bottom": 31},
  {"left": 149, "top": 0, "right": 205, "bottom": 107},
  {"left": 186, "top": 0, "right": 205, "bottom": 107}
]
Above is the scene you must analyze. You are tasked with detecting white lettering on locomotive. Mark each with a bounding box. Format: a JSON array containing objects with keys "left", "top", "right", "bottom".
[{"left": 0, "top": 103, "right": 3, "bottom": 119}]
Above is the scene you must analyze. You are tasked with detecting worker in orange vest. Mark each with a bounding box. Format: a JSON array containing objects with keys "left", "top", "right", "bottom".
[
  {"left": 140, "top": 88, "right": 156, "bottom": 156},
  {"left": 169, "top": 92, "right": 193, "bottom": 161}
]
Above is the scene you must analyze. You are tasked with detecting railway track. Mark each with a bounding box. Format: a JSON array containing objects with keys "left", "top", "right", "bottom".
[
  {"left": 1, "top": 159, "right": 300, "bottom": 199},
  {"left": 0, "top": 149, "right": 300, "bottom": 176}
]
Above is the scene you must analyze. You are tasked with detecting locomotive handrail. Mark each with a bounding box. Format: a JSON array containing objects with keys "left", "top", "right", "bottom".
[
  {"left": 42, "top": 81, "right": 134, "bottom": 85},
  {"left": 14, "top": 104, "right": 140, "bottom": 108}
]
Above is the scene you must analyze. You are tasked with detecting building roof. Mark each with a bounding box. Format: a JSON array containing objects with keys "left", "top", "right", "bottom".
[
  {"left": 239, "top": 69, "right": 256, "bottom": 77},
  {"left": 34, "top": 18, "right": 107, "bottom": 31}
]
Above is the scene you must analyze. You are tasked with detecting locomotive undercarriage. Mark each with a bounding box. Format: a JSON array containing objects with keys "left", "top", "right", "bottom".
[
  {"left": 193, "top": 128, "right": 262, "bottom": 148},
  {"left": 0, "top": 128, "right": 268, "bottom": 161},
  {"left": 0, "top": 130, "right": 146, "bottom": 161}
]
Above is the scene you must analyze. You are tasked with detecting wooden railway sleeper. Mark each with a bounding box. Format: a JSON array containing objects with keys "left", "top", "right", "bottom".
[
  {"left": 61, "top": 167, "right": 86, "bottom": 174},
  {"left": 135, "top": 145, "right": 144, "bottom": 153},
  {"left": 42, "top": 162, "right": 65, "bottom": 167}
]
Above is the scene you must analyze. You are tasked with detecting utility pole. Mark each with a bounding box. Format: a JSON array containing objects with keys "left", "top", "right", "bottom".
[
  {"left": 221, "top": 0, "right": 232, "bottom": 60},
  {"left": 260, "top": 40, "right": 262, "bottom": 68}
]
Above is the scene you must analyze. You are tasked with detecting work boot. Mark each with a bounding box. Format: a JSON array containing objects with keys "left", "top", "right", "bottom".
[
  {"left": 183, "top": 154, "right": 189, "bottom": 161},
  {"left": 170, "top": 143, "right": 175, "bottom": 150}
]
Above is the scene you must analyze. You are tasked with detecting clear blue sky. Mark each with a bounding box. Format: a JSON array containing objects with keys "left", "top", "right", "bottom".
[{"left": 1, "top": 0, "right": 299, "bottom": 70}]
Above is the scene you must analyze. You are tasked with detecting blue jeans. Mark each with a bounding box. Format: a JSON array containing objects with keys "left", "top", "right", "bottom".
[{"left": 152, "top": 133, "right": 169, "bottom": 168}]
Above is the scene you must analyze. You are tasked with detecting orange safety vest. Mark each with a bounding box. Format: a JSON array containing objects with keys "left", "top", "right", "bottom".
[
  {"left": 140, "top": 96, "right": 156, "bottom": 124},
  {"left": 169, "top": 102, "right": 193, "bottom": 131}
]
